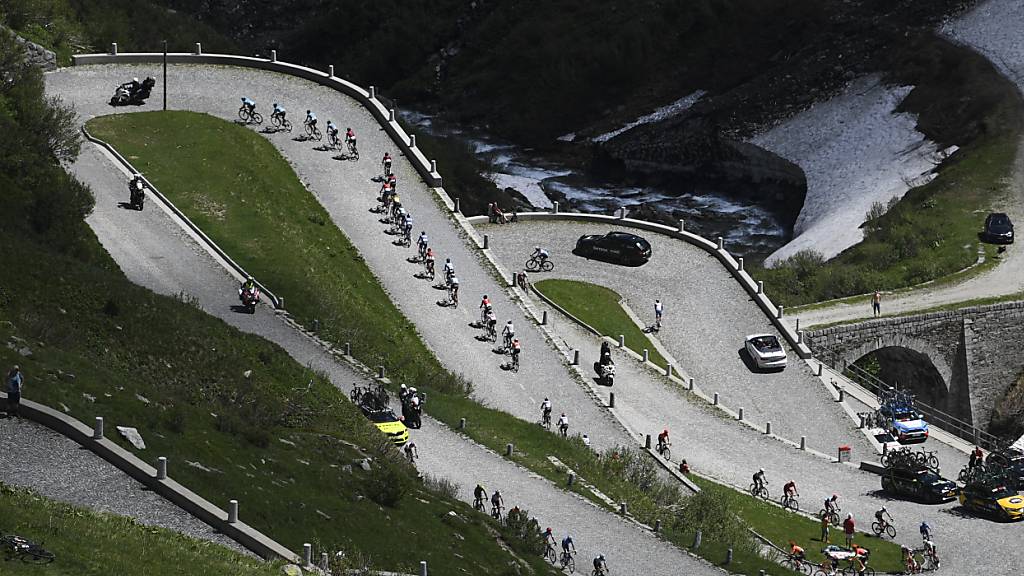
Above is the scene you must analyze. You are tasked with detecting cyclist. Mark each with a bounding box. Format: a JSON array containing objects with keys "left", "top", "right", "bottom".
[
  {"left": 240, "top": 96, "right": 256, "bottom": 116},
  {"left": 592, "top": 554, "right": 608, "bottom": 575},
  {"left": 479, "top": 294, "right": 491, "bottom": 320},
  {"left": 345, "top": 126, "right": 356, "bottom": 146},
  {"left": 788, "top": 541, "right": 806, "bottom": 568},
  {"left": 326, "top": 120, "right": 339, "bottom": 144},
  {"left": 473, "top": 484, "right": 487, "bottom": 510},
  {"left": 490, "top": 489, "right": 504, "bottom": 517},
  {"left": 271, "top": 102, "right": 286, "bottom": 122},
  {"left": 510, "top": 338, "right": 521, "bottom": 368},
  {"left": 382, "top": 152, "right": 393, "bottom": 175},
  {"left": 752, "top": 468, "right": 767, "bottom": 493},
  {"left": 304, "top": 110, "right": 318, "bottom": 135},
  {"left": 824, "top": 494, "right": 840, "bottom": 516},
  {"left": 540, "top": 398, "right": 552, "bottom": 424},
  {"left": 783, "top": 479, "right": 798, "bottom": 504},
  {"left": 403, "top": 217, "right": 414, "bottom": 246},
  {"left": 557, "top": 413, "right": 569, "bottom": 436},
  {"left": 485, "top": 309, "right": 497, "bottom": 339},
  {"left": 560, "top": 535, "right": 575, "bottom": 557},
  {"left": 502, "top": 320, "right": 515, "bottom": 349},
  {"left": 531, "top": 246, "right": 549, "bottom": 264},
  {"left": 851, "top": 545, "right": 870, "bottom": 576},
  {"left": 922, "top": 538, "right": 938, "bottom": 567},
  {"left": 443, "top": 258, "right": 455, "bottom": 282},
  {"left": 874, "top": 506, "right": 892, "bottom": 532},
  {"left": 417, "top": 231, "right": 429, "bottom": 256},
  {"left": 901, "top": 545, "right": 919, "bottom": 574},
  {"left": 449, "top": 276, "right": 460, "bottom": 305},
  {"left": 543, "top": 527, "right": 556, "bottom": 550},
  {"left": 657, "top": 428, "right": 670, "bottom": 454},
  {"left": 919, "top": 520, "right": 931, "bottom": 542},
  {"left": 388, "top": 172, "right": 398, "bottom": 193},
  {"left": 425, "top": 248, "right": 436, "bottom": 279}
]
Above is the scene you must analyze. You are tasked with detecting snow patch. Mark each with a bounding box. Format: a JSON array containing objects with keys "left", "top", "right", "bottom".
[
  {"left": 484, "top": 170, "right": 561, "bottom": 208},
  {"left": 753, "top": 76, "right": 947, "bottom": 266},
  {"left": 593, "top": 91, "right": 706, "bottom": 143},
  {"left": 557, "top": 132, "right": 577, "bottom": 142}
]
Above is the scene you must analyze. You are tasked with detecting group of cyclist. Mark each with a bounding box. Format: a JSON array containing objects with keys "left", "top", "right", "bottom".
[
  {"left": 539, "top": 398, "right": 570, "bottom": 436},
  {"left": 236, "top": 97, "right": 360, "bottom": 156}
]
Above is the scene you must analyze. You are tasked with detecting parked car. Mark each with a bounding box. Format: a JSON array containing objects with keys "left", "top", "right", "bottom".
[
  {"left": 881, "top": 466, "right": 958, "bottom": 503},
  {"left": 986, "top": 449, "right": 1024, "bottom": 490},
  {"left": 744, "top": 334, "right": 787, "bottom": 370},
  {"left": 573, "top": 231, "right": 652, "bottom": 266},
  {"left": 361, "top": 407, "right": 410, "bottom": 446},
  {"left": 958, "top": 483, "right": 1024, "bottom": 521},
  {"left": 982, "top": 212, "right": 1014, "bottom": 244},
  {"left": 878, "top": 401, "right": 929, "bottom": 444}
]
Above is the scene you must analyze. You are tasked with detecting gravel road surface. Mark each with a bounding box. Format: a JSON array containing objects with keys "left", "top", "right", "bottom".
[{"left": 0, "top": 416, "right": 246, "bottom": 553}]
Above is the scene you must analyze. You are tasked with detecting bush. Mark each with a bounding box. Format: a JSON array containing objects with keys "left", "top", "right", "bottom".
[
  {"left": 670, "top": 490, "right": 757, "bottom": 555},
  {"left": 500, "top": 507, "right": 546, "bottom": 557},
  {"left": 363, "top": 457, "right": 412, "bottom": 507}
]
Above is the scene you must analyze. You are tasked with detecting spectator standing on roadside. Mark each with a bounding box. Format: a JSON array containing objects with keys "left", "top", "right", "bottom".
[
  {"left": 654, "top": 299, "right": 664, "bottom": 329},
  {"left": 6, "top": 365, "right": 24, "bottom": 418},
  {"left": 843, "top": 514, "right": 855, "bottom": 548},
  {"left": 820, "top": 512, "right": 830, "bottom": 543},
  {"left": 871, "top": 291, "right": 882, "bottom": 317},
  {"left": 679, "top": 459, "right": 690, "bottom": 475}
]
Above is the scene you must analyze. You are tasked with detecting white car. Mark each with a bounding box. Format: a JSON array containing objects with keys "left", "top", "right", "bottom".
[{"left": 744, "top": 334, "right": 787, "bottom": 370}]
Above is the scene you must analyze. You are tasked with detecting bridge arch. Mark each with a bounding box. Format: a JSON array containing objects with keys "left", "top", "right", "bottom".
[{"left": 842, "top": 334, "right": 952, "bottom": 395}]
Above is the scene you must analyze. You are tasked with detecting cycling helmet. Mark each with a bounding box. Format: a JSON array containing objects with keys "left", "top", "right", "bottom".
[
  {"left": 544, "top": 397, "right": 549, "bottom": 401},
  {"left": 599, "top": 555, "right": 605, "bottom": 561},
  {"left": 759, "top": 468, "right": 764, "bottom": 473},
  {"left": 881, "top": 506, "right": 887, "bottom": 512},
  {"left": 246, "top": 275, "right": 254, "bottom": 281},
  {"left": 273, "top": 103, "right": 279, "bottom": 107},
  {"left": 133, "top": 77, "right": 139, "bottom": 83},
  {"left": 410, "top": 387, "right": 417, "bottom": 393},
  {"left": 506, "top": 320, "right": 512, "bottom": 324},
  {"left": 545, "top": 527, "right": 552, "bottom": 533},
  {"left": 663, "top": 429, "right": 668, "bottom": 435},
  {"left": 400, "top": 384, "right": 407, "bottom": 390},
  {"left": 832, "top": 494, "right": 838, "bottom": 499}
]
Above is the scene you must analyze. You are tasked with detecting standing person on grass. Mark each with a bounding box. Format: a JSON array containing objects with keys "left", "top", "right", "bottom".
[
  {"left": 871, "top": 290, "right": 882, "bottom": 317},
  {"left": 843, "top": 514, "right": 856, "bottom": 549},
  {"left": 6, "top": 365, "right": 24, "bottom": 418}
]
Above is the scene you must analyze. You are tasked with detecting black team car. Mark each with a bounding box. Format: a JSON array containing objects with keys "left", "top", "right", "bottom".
[
  {"left": 880, "top": 466, "right": 958, "bottom": 503},
  {"left": 574, "top": 231, "right": 652, "bottom": 266},
  {"left": 986, "top": 448, "right": 1024, "bottom": 490},
  {"left": 982, "top": 212, "right": 1014, "bottom": 244}
]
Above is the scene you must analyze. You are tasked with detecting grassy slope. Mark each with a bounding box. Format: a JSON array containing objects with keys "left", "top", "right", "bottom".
[
  {"left": 533, "top": 279, "right": 668, "bottom": 368},
  {"left": 0, "top": 484, "right": 281, "bottom": 576},
  {"left": 87, "top": 110, "right": 906, "bottom": 574}
]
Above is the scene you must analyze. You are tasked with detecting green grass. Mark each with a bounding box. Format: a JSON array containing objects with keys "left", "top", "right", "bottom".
[
  {"left": 0, "top": 483, "right": 282, "bottom": 575},
  {"left": 86, "top": 110, "right": 907, "bottom": 576},
  {"left": 533, "top": 279, "right": 668, "bottom": 368}
]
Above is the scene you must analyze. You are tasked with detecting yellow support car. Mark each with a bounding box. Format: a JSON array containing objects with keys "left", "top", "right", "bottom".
[
  {"left": 364, "top": 408, "right": 410, "bottom": 446},
  {"left": 958, "top": 484, "right": 1024, "bottom": 521}
]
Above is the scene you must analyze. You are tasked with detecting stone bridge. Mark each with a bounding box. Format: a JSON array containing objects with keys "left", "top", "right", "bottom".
[{"left": 806, "top": 301, "right": 1024, "bottom": 431}]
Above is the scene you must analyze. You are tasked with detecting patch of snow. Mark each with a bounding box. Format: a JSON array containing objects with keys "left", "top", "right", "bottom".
[
  {"left": 753, "top": 76, "right": 945, "bottom": 266},
  {"left": 557, "top": 132, "right": 577, "bottom": 142},
  {"left": 484, "top": 165, "right": 565, "bottom": 208},
  {"left": 593, "top": 90, "right": 706, "bottom": 143}
]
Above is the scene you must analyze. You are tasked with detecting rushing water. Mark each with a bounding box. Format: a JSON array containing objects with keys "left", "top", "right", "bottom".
[{"left": 401, "top": 110, "right": 789, "bottom": 259}]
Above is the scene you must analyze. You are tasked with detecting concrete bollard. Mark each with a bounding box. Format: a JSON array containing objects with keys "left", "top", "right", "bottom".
[
  {"left": 410, "top": 134, "right": 417, "bottom": 148},
  {"left": 688, "top": 378, "right": 694, "bottom": 390},
  {"left": 618, "top": 207, "right": 626, "bottom": 219},
  {"left": 389, "top": 108, "right": 396, "bottom": 122},
  {"left": 760, "top": 570, "right": 766, "bottom": 576},
  {"left": 678, "top": 220, "right": 685, "bottom": 232},
  {"left": 568, "top": 472, "right": 575, "bottom": 486},
  {"left": 619, "top": 502, "right": 627, "bottom": 515},
  {"left": 644, "top": 434, "right": 652, "bottom": 449},
  {"left": 713, "top": 393, "right": 719, "bottom": 406},
  {"left": 195, "top": 42, "right": 202, "bottom": 55},
  {"left": 368, "top": 85, "right": 375, "bottom": 98},
  {"left": 726, "top": 548, "right": 733, "bottom": 565},
  {"left": 377, "top": 365, "right": 385, "bottom": 379},
  {"left": 553, "top": 201, "right": 560, "bottom": 214},
  {"left": 344, "top": 342, "right": 351, "bottom": 356},
  {"left": 303, "top": 543, "right": 312, "bottom": 567},
  {"left": 320, "top": 553, "right": 328, "bottom": 569},
  {"left": 717, "top": 237, "right": 724, "bottom": 250},
  {"left": 838, "top": 388, "right": 845, "bottom": 402},
  {"left": 459, "top": 417, "right": 466, "bottom": 430},
  {"left": 420, "top": 561, "right": 428, "bottom": 576},
  {"left": 738, "top": 407, "right": 744, "bottom": 421},
  {"left": 227, "top": 500, "right": 238, "bottom": 523},
  {"left": 330, "top": 65, "right": 336, "bottom": 78},
  {"left": 693, "top": 530, "right": 702, "bottom": 549},
  {"left": 277, "top": 296, "right": 285, "bottom": 310},
  {"left": 482, "top": 234, "right": 489, "bottom": 250},
  {"left": 454, "top": 197, "right": 461, "bottom": 213},
  {"left": 777, "top": 305, "right": 785, "bottom": 319},
  {"left": 506, "top": 443, "right": 514, "bottom": 457},
  {"left": 431, "top": 159, "right": 438, "bottom": 174},
  {"left": 765, "top": 422, "right": 772, "bottom": 435},
  {"left": 618, "top": 334, "right": 625, "bottom": 348},
  {"left": 270, "top": 49, "right": 277, "bottom": 62},
  {"left": 642, "top": 349, "right": 649, "bottom": 362},
  {"left": 312, "top": 319, "right": 320, "bottom": 333},
  {"left": 666, "top": 364, "right": 674, "bottom": 378},
  {"left": 111, "top": 42, "right": 118, "bottom": 55},
  {"left": 817, "top": 363, "right": 824, "bottom": 376},
  {"left": 738, "top": 257, "right": 745, "bottom": 271},
  {"left": 654, "top": 519, "right": 661, "bottom": 532},
  {"left": 93, "top": 416, "right": 105, "bottom": 440},
  {"left": 572, "top": 350, "right": 580, "bottom": 365},
  {"left": 796, "top": 318, "right": 801, "bottom": 331},
  {"left": 757, "top": 281, "right": 764, "bottom": 294},
  {"left": 156, "top": 457, "right": 167, "bottom": 480},
  {"left": 800, "top": 436, "right": 807, "bottom": 450},
  {"left": 798, "top": 330, "right": 804, "bottom": 344},
  {"left": 542, "top": 311, "right": 548, "bottom": 325},
  {"left": 609, "top": 392, "right": 615, "bottom": 408}
]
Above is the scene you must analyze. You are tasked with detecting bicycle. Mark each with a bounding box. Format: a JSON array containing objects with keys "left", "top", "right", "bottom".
[
  {"left": 541, "top": 410, "right": 552, "bottom": 430},
  {"left": 347, "top": 139, "right": 360, "bottom": 160},
  {"left": 781, "top": 555, "right": 812, "bottom": 575},
  {"left": 871, "top": 520, "right": 896, "bottom": 539},
  {"left": 819, "top": 507, "right": 841, "bottom": 526},
  {"left": 592, "top": 567, "right": 608, "bottom": 576},
  {"left": 656, "top": 441, "right": 672, "bottom": 461},
  {"left": 238, "top": 105, "right": 263, "bottom": 124},
  {"left": 473, "top": 497, "right": 485, "bottom": 513},
  {"left": 328, "top": 130, "right": 341, "bottom": 149},
  {"left": 270, "top": 113, "right": 292, "bottom": 132},
  {"left": 484, "top": 323, "right": 497, "bottom": 342},
  {"left": 748, "top": 482, "right": 769, "bottom": 501},
  {"left": 510, "top": 352, "right": 520, "bottom": 373},
  {"left": 915, "top": 547, "right": 939, "bottom": 571},
  {"left": 558, "top": 423, "right": 569, "bottom": 438},
  {"left": 544, "top": 542, "right": 557, "bottom": 564},
  {"left": 781, "top": 492, "right": 800, "bottom": 512},
  {"left": 304, "top": 120, "right": 322, "bottom": 141},
  {"left": 559, "top": 550, "right": 576, "bottom": 573},
  {"left": 490, "top": 504, "right": 504, "bottom": 523},
  {"left": 525, "top": 256, "right": 554, "bottom": 272},
  {"left": 1, "top": 532, "right": 55, "bottom": 564}
]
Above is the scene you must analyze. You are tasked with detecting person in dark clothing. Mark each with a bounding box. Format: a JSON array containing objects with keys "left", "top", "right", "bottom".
[{"left": 6, "top": 365, "right": 24, "bottom": 417}]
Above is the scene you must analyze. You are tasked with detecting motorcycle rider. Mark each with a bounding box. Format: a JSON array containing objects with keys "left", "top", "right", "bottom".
[{"left": 128, "top": 173, "right": 146, "bottom": 208}]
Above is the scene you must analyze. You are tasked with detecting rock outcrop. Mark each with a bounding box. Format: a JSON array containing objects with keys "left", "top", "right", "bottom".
[{"left": 3, "top": 27, "right": 57, "bottom": 71}]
